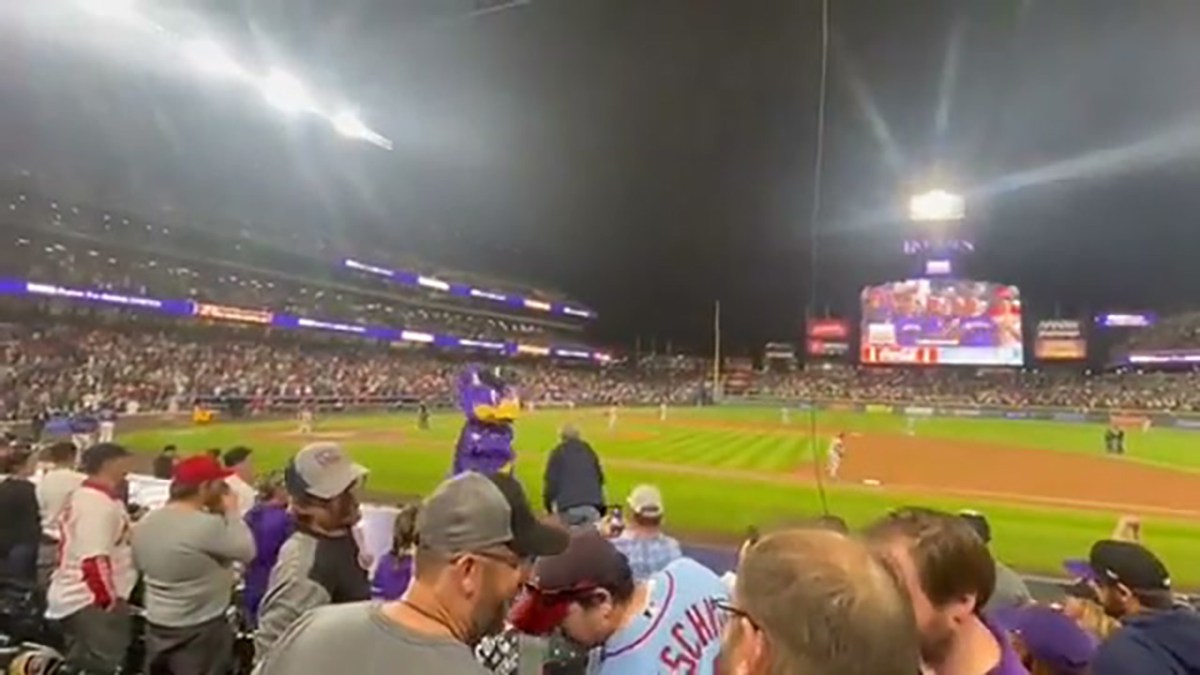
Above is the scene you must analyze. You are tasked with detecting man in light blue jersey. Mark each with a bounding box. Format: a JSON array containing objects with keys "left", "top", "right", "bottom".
[{"left": 509, "top": 529, "right": 728, "bottom": 674}]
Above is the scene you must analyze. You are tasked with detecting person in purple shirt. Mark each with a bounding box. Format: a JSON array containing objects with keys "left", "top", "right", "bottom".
[
  {"left": 370, "top": 503, "right": 418, "bottom": 600},
  {"left": 242, "top": 472, "right": 293, "bottom": 626},
  {"left": 865, "top": 507, "right": 1029, "bottom": 675}
]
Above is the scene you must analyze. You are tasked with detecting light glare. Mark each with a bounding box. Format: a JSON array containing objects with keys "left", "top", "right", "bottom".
[
  {"left": 76, "top": 0, "right": 151, "bottom": 29},
  {"left": 261, "top": 69, "right": 316, "bottom": 114},
  {"left": 332, "top": 110, "right": 370, "bottom": 139},
  {"left": 182, "top": 39, "right": 246, "bottom": 81},
  {"left": 909, "top": 189, "right": 965, "bottom": 222}
]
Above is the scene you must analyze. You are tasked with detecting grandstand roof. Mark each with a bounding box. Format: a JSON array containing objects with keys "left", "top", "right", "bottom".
[{"left": 3, "top": 1, "right": 1200, "bottom": 349}]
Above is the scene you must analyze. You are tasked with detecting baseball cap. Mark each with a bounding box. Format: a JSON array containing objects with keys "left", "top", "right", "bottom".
[
  {"left": 1063, "top": 540, "right": 1171, "bottom": 592},
  {"left": 509, "top": 529, "right": 633, "bottom": 635},
  {"left": 284, "top": 442, "right": 368, "bottom": 500},
  {"left": 627, "top": 484, "right": 664, "bottom": 517},
  {"left": 173, "top": 455, "right": 234, "bottom": 485},
  {"left": 417, "top": 472, "right": 569, "bottom": 560},
  {"left": 80, "top": 443, "right": 132, "bottom": 475},
  {"left": 958, "top": 510, "right": 992, "bottom": 544},
  {"left": 222, "top": 446, "right": 253, "bottom": 468},
  {"left": 992, "top": 605, "right": 1096, "bottom": 673}
]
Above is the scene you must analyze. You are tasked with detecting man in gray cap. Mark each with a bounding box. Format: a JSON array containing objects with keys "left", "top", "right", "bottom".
[
  {"left": 253, "top": 442, "right": 371, "bottom": 656},
  {"left": 254, "top": 471, "right": 569, "bottom": 675}
]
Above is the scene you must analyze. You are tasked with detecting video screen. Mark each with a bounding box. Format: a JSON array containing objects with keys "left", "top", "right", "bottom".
[{"left": 860, "top": 279, "right": 1023, "bottom": 366}]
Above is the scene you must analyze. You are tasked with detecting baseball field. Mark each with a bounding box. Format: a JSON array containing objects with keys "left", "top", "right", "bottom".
[{"left": 119, "top": 406, "right": 1200, "bottom": 586}]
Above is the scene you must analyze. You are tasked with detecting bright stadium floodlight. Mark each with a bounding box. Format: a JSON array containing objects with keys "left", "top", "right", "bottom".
[
  {"left": 331, "top": 109, "right": 394, "bottom": 151},
  {"left": 909, "top": 189, "right": 965, "bottom": 222},
  {"left": 332, "top": 109, "right": 370, "bottom": 139},
  {"left": 182, "top": 39, "right": 247, "bottom": 81},
  {"left": 261, "top": 69, "right": 316, "bottom": 115}
]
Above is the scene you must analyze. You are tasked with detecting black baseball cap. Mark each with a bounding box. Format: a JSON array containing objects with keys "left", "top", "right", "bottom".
[
  {"left": 508, "top": 529, "right": 633, "bottom": 636},
  {"left": 223, "top": 446, "right": 253, "bottom": 468},
  {"left": 958, "top": 510, "right": 992, "bottom": 544},
  {"left": 531, "top": 528, "right": 631, "bottom": 594},
  {"left": 1064, "top": 540, "right": 1171, "bottom": 592},
  {"left": 80, "top": 442, "right": 132, "bottom": 475}
]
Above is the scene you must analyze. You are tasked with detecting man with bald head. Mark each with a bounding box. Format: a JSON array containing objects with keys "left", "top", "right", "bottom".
[
  {"left": 717, "top": 529, "right": 921, "bottom": 675},
  {"left": 542, "top": 424, "right": 605, "bottom": 528}
]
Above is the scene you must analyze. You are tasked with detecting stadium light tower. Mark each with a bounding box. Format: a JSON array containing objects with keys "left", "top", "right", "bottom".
[{"left": 908, "top": 188, "right": 965, "bottom": 222}]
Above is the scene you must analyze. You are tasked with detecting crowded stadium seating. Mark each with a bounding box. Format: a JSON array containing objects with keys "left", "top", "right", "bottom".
[
  {"left": 2, "top": 183, "right": 589, "bottom": 344},
  {"left": 9, "top": 310, "right": 1200, "bottom": 423}
]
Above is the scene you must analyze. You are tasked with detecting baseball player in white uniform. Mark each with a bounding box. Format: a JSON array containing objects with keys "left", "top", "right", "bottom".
[
  {"left": 827, "top": 432, "right": 846, "bottom": 480},
  {"left": 298, "top": 406, "right": 314, "bottom": 435}
]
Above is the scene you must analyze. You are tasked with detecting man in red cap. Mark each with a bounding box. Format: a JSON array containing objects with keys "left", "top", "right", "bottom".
[{"left": 132, "top": 454, "right": 256, "bottom": 675}]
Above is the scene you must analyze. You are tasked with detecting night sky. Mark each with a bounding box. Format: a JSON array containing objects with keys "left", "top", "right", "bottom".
[{"left": 2, "top": 0, "right": 1200, "bottom": 353}]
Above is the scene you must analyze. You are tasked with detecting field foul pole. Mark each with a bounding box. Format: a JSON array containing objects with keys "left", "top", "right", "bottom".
[{"left": 712, "top": 300, "right": 721, "bottom": 400}]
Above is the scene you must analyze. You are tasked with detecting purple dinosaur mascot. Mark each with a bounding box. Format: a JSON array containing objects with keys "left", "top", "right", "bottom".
[{"left": 451, "top": 365, "right": 520, "bottom": 476}]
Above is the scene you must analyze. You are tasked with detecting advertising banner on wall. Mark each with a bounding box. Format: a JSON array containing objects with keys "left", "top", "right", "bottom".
[
  {"left": 1035, "top": 319, "right": 1086, "bottom": 361},
  {"left": 806, "top": 319, "right": 850, "bottom": 358}
]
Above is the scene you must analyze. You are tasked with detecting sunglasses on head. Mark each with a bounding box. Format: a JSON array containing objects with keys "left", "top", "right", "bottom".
[{"left": 522, "top": 582, "right": 601, "bottom": 603}]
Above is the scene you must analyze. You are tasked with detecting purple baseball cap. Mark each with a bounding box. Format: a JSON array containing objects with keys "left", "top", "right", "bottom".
[{"left": 992, "top": 605, "right": 1096, "bottom": 674}]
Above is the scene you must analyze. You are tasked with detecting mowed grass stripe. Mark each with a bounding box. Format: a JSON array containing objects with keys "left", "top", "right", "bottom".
[
  {"left": 725, "top": 437, "right": 800, "bottom": 472},
  {"left": 715, "top": 429, "right": 792, "bottom": 468},
  {"left": 665, "top": 430, "right": 747, "bottom": 467},
  {"left": 693, "top": 433, "right": 771, "bottom": 469},
  {"left": 606, "top": 429, "right": 714, "bottom": 464}
]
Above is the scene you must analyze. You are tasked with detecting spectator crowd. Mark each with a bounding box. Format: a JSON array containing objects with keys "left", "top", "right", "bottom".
[{"left": 11, "top": 317, "right": 1200, "bottom": 423}]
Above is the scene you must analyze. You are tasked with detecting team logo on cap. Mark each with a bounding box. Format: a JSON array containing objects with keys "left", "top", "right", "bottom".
[{"left": 312, "top": 447, "right": 344, "bottom": 467}]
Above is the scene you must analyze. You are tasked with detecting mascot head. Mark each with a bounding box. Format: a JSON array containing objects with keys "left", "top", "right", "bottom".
[
  {"left": 461, "top": 365, "right": 517, "bottom": 393},
  {"left": 456, "top": 365, "right": 518, "bottom": 422}
]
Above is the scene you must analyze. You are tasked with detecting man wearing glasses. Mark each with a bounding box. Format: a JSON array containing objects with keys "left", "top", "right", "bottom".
[
  {"left": 510, "top": 529, "right": 727, "bottom": 674},
  {"left": 254, "top": 471, "right": 569, "bottom": 675},
  {"left": 719, "top": 529, "right": 921, "bottom": 675}
]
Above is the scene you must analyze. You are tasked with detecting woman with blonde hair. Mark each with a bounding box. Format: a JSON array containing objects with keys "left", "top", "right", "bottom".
[
  {"left": 1060, "top": 580, "right": 1122, "bottom": 641},
  {"left": 370, "top": 503, "right": 419, "bottom": 600}
]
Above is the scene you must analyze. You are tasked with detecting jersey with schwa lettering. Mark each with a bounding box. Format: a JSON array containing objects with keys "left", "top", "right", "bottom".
[{"left": 598, "top": 557, "right": 729, "bottom": 675}]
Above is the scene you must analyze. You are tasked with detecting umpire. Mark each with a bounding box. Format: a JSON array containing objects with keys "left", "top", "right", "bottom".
[{"left": 543, "top": 424, "right": 606, "bottom": 528}]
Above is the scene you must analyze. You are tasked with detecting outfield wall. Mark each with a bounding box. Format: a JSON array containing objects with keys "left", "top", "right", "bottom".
[{"left": 724, "top": 396, "right": 1200, "bottom": 430}]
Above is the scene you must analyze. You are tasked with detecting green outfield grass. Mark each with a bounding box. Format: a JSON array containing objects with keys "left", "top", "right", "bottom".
[{"left": 118, "top": 407, "right": 1200, "bottom": 586}]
